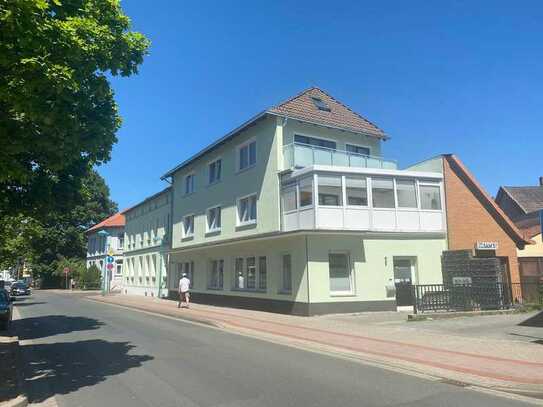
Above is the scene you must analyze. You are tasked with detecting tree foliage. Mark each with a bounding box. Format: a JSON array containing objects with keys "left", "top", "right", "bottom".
[
  {"left": 0, "top": 0, "right": 149, "bottom": 217},
  {"left": 0, "top": 168, "right": 117, "bottom": 286}
]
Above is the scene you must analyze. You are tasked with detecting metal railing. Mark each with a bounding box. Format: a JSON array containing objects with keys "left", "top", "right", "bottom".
[
  {"left": 412, "top": 282, "right": 543, "bottom": 313},
  {"left": 283, "top": 142, "right": 398, "bottom": 170}
]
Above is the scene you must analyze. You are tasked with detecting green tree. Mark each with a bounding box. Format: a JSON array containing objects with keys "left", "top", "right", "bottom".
[
  {"left": 0, "top": 168, "right": 118, "bottom": 287},
  {"left": 0, "top": 0, "right": 149, "bottom": 217}
]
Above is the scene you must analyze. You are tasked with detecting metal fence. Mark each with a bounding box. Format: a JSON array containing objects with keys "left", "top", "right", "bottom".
[{"left": 413, "top": 282, "right": 542, "bottom": 313}]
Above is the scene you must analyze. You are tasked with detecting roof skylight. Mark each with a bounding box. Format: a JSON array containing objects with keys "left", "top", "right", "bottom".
[{"left": 311, "top": 96, "right": 331, "bottom": 112}]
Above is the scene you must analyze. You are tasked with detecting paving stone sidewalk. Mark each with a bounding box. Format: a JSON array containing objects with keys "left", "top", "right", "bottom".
[{"left": 88, "top": 294, "right": 543, "bottom": 395}]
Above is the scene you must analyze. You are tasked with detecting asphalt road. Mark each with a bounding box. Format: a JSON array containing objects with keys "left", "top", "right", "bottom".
[{"left": 12, "top": 291, "right": 532, "bottom": 407}]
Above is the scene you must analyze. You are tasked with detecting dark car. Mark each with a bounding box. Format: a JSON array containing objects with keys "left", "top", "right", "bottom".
[
  {"left": 0, "top": 289, "right": 13, "bottom": 330},
  {"left": 10, "top": 282, "right": 31, "bottom": 296}
]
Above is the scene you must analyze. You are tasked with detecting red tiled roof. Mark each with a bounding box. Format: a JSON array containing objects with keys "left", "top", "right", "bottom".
[
  {"left": 268, "top": 87, "right": 387, "bottom": 139},
  {"left": 86, "top": 211, "right": 126, "bottom": 233}
]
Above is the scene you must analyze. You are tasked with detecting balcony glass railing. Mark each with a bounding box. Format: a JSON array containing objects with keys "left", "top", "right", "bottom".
[{"left": 283, "top": 143, "right": 398, "bottom": 170}]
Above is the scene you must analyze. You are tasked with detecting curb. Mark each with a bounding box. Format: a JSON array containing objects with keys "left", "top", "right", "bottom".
[
  {"left": 0, "top": 335, "right": 28, "bottom": 407},
  {"left": 407, "top": 308, "right": 525, "bottom": 321}
]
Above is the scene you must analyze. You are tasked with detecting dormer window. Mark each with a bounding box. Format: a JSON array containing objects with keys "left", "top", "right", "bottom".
[{"left": 311, "top": 97, "right": 331, "bottom": 112}]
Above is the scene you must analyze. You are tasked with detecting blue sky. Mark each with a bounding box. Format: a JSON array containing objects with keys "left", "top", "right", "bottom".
[{"left": 103, "top": 1, "right": 543, "bottom": 210}]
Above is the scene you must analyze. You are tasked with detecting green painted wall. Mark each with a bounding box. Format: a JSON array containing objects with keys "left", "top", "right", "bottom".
[
  {"left": 169, "top": 232, "right": 446, "bottom": 305},
  {"left": 169, "top": 234, "right": 309, "bottom": 303},
  {"left": 404, "top": 156, "right": 444, "bottom": 173},
  {"left": 171, "top": 116, "right": 281, "bottom": 249},
  {"left": 306, "top": 234, "right": 446, "bottom": 303}
]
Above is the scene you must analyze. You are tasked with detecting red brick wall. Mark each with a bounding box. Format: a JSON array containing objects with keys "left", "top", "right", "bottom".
[{"left": 443, "top": 158, "right": 521, "bottom": 284}]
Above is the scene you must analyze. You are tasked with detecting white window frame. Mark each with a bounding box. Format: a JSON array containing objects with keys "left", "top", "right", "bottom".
[
  {"left": 236, "top": 193, "right": 257, "bottom": 226},
  {"left": 208, "top": 259, "right": 224, "bottom": 289},
  {"left": 418, "top": 181, "right": 443, "bottom": 212},
  {"left": 206, "top": 205, "right": 222, "bottom": 234},
  {"left": 182, "top": 214, "right": 195, "bottom": 238},
  {"left": 184, "top": 173, "right": 195, "bottom": 195},
  {"left": 328, "top": 251, "right": 355, "bottom": 296},
  {"left": 395, "top": 178, "right": 418, "bottom": 210},
  {"left": 232, "top": 255, "right": 267, "bottom": 292},
  {"left": 236, "top": 137, "right": 257, "bottom": 172},
  {"left": 208, "top": 158, "right": 222, "bottom": 185},
  {"left": 345, "top": 175, "right": 369, "bottom": 208}
]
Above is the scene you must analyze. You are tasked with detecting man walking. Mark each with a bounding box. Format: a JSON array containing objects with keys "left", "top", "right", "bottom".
[{"left": 178, "top": 272, "right": 191, "bottom": 309}]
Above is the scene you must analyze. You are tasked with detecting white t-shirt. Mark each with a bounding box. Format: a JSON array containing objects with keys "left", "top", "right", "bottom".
[{"left": 179, "top": 277, "right": 190, "bottom": 293}]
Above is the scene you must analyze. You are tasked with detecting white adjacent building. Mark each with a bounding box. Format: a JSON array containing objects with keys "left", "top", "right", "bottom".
[{"left": 86, "top": 211, "right": 126, "bottom": 291}]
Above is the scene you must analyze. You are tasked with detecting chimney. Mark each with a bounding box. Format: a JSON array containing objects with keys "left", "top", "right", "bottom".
[{"left": 540, "top": 176, "right": 543, "bottom": 186}]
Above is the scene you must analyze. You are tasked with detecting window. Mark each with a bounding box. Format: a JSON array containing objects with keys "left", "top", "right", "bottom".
[
  {"left": 116, "top": 261, "right": 123, "bottom": 276},
  {"left": 396, "top": 179, "right": 417, "bottom": 208},
  {"left": 182, "top": 215, "right": 194, "bottom": 237},
  {"left": 246, "top": 257, "right": 256, "bottom": 289},
  {"left": 206, "top": 206, "right": 221, "bottom": 232},
  {"left": 299, "top": 177, "right": 313, "bottom": 207},
  {"left": 346, "top": 144, "right": 370, "bottom": 156},
  {"left": 209, "top": 159, "right": 222, "bottom": 184},
  {"left": 318, "top": 175, "right": 342, "bottom": 206},
  {"left": 420, "top": 184, "right": 442, "bottom": 210},
  {"left": 237, "top": 194, "right": 257, "bottom": 225},
  {"left": 346, "top": 176, "right": 367, "bottom": 206},
  {"left": 258, "top": 256, "right": 267, "bottom": 290},
  {"left": 235, "top": 257, "right": 244, "bottom": 289},
  {"left": 209, "top": 259, "right": 224, "bottom": 289},
  {"left": 372, "top": 178, "right": 395, "bottom": 208},
  {"left": 329, "top": 253, "right": 352, "bottom": 293},
  {"left": 238, "top": 139, "right": 256, "bottom": 171},
  {"left": 234, "top": 256, "right": 266, "bottom": 291},
  {"left": 294, "top": 134, "right": 336, "bottom": 150},
  {"left": 311, "top": 96, "right": 331, "bottom": 112},
  {"left": 118, "top": 235, "right": 124, "bottom": 250},
  {"left": 181, "top": 261, "right": 194, "bottom": 288},
  {"left": 184, "top": 174, "right": 195, "bottom": 195},
  {"left": 282, "top": 187, "right": 297, "bottom": 212},
  {"left": 281, "top": 254, "right": 292, "bottom": 293}
]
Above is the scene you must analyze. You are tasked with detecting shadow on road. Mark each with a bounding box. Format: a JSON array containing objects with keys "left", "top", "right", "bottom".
[
  {"left": 12, "top": 315, "right": 104, "bottom": 340},
  {"left": 518, "top": 310, "right": 543, "bottom": 328},
  {"left": 22, "top": 339, "right": 153, "bottom": 403}
]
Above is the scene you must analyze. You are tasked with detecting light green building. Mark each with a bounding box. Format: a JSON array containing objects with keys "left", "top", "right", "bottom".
[
  {"left": 122, "top": 187, "right": 172, "bottom": 298},
  {"left": 161, "top": 87, "right": 447, "bottom": 315}
]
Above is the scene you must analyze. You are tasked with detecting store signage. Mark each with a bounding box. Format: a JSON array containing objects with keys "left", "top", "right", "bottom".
[{"left": 475, "top": 241, "right": 498, "bottom": 250}]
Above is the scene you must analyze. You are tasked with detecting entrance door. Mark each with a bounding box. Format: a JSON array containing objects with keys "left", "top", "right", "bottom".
[{"left": 393, "top": 257, "right": 417, "bottom": 306}]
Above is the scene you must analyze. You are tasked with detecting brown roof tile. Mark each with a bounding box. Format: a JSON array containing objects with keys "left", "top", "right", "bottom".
[
  {"left": 501, "top": 186, "right": 543, "bottom": 214},
  {"left": 268, "top": 87, "right": 387, "bottom": 139}
]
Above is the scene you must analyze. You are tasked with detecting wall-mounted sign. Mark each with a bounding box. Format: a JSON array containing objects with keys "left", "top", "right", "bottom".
[
  {"left": 452, "top": 276, "right": 472, "bottom": 285},
  {"left": 475, "top": 241, "right": 498, "bottom": 250}
]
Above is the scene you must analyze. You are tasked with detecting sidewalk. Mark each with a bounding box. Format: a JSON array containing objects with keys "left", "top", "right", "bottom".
[
  {"left": 88, "top": 294, "right": 543, "bottom": 395},
  {"left": 0, "top": 335, "right": 28, "bottom": 407}
]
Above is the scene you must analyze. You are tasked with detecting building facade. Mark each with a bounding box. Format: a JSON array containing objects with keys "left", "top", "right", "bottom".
[
  {"left": 86, "top": 212, "right": 126, "bottom": 291},
  {"left": 496, "top": 178, "right": 543, "bottom": 284},
  {"left": 161, "top": 88, "right": 449, "bottom": 315},
  {"left": 122, "top": 187, "right": 172, "bottom": 298}
]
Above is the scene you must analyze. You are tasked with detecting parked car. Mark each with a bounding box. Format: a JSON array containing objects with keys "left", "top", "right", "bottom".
[
  {"left": 10, "top": 282, "right": 31, "bottom": 296},
  {"left": 0, "top": 289, "right": 13, "bottom": 330}
]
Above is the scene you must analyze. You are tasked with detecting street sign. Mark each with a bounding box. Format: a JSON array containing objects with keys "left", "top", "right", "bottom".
[
  {"left": 106, "top": 263, "right": 114, "bottom": 270},
  {"left": 63, "top": 267, "right": 70, "bottom": 275},
  {"left": 106, "top": 256, "right": 114, "bottom": 263}
]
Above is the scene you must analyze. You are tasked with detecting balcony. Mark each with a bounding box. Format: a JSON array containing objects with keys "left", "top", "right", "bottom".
[
  {"left": 281, "top": 168, "right": 445, "bottom": 234},
  {"left": 283, "top": 142, "right": 398, "bottom": 171}
]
